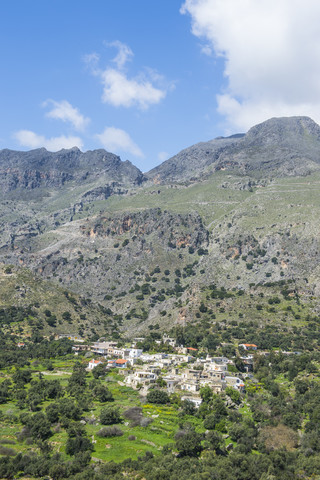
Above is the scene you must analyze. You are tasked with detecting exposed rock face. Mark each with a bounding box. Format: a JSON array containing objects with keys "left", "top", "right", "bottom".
[
  {"left": 81, "top": 184, "right": 128, "bottom": 202},
  {"left": 0, "top": 147, "right": 145, "bottom": 193},
  {"left": 147, "top": 116, "right": 320, "bottom": 183},
  {"left": 83, "top": 208, "right": 208, "bottom": 247},
  {"left": 146, "top": 135, "right": 243, "bottom": 184}
]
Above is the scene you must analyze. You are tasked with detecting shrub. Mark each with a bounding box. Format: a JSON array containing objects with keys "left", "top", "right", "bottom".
[
  {"left": 181, "top": 400, "right": 196, "bottom": 416},
  {"left": 0, "top": 439, "right": 15, "bottom": 445},
  {"left": 203, "top": 413, "right": 218, "bottom": 430},
  {"left": 146, "top": 389, "right": 170, "bottom": 404},
  {"left": 100, "top": 406, "right": 122, "bottom": 425},
  {"left": 123, "top": 407, "right": 142, "bottom": 426},
  {"left": 123, "top": 407, "right": 153, "bottom": 427},
  {"left": 66, "top": 435, "right": 93, "bottom": 455},
  {"left": 197, "top": 248, "right": 208, "bottom": 256},
  {"left": 175, "top": 425, "right": 203, "bottom": 457},
  {"left": 97, "top": 426, "right": 123, "bottom": 437},
  {"left": 0, "top": 446, "right": 15, "bottom": 456}
]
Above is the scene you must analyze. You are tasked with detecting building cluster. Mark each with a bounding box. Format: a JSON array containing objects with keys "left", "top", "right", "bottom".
[{"left": 73, "top": 337, "right": 257, "bottom": 408}]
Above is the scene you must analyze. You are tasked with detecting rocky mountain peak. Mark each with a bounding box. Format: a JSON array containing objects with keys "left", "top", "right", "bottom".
[
  {"left": 0, "top": 147, "right": 145, "bottom": 193},
  {"left": 147, "top": 116, "right": 320, "bottom": 182},
  {"left": 244, "top": 116, "right": 320, "bottom": 147}
]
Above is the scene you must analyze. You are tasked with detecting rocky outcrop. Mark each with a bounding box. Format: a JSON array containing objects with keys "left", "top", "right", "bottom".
[{"left": 82, "top": 208, "right": 209, "bottom": 249}]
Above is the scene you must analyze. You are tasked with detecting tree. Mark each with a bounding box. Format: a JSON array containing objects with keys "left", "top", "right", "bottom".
[
  {"left": 92, "top": 363, "right": 107, "bottom": 379},
  {"left": 68, "top": 363, "right": 87, "bottom": 395},
  {"left": 181, "top": 399, "right": 196, "bottom": 416},
  {"left": 92, "top": 383, "right": 114, "bottom": 403},
  {"left": 100, "top": 406, "right": 122, "bottom": 425},
  {"left": 12, "top": 369, "right": 32, "bottom": 387},
  {"left": 225, "top": 386, "right": 241, "bottom": 404},
  {"left": 46, "top": 402, "right": 60, "bottom": 424},
  {"left": 199, "top": 385, "right": 213, "bottom": 404},
  {"left": 206, "top": 430, "right": 224, "bottom": 452},
  {"left": 65, "top": 422, "right": 93, "bottom": 456},
  {"left": 156, "top": 377, "right": 167, "bottom": 388},
  {"left": 21, "top": 412, "right": 52, "bottom": 441},
  {"left": 146, "top": 389, "right": 170, "bottom": 404},
  {"left": 203, "top": 414, "right": 219, "bottom": 430},
  {"left": 65, "top": 425, "right": 93, "bottom": 458},
  {"left": 58, "top": 398, "right": 82, "bottom": 421},
  {"left": 175, "top": 424, "right": 203, "bottom": 457}
]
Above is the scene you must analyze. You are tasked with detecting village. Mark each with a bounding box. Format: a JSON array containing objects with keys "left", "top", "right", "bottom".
[{"left": 66, "top": 334, "right": 262, "bottom": 408}]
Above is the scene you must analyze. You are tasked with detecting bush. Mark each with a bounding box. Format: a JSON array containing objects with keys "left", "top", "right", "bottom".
[
  {"left": 197, "top": 248, "right": 208, "bottom": 256},
  {"left": 123, "top": 407, "right": 142, "bottom": 426},
  {"left": 92, "top": 383, "right": 114, "bottom": 402},
  {"left": 175, "top": 425, "right": 203, "bottom": 457},
  {"left": 203, "top": 414, "right": 218, "bottom": 430},
  {"left": 0, "top": 439, "right": 15, "bottom": 445},
  {"left": 0, "top": 446, "right": 15, "bottom": 456},
  {"left": 100, "top": 406, "right": 122, "bottom": 425},
  {"left": 97, "top": 426, "right": 123, "bottom": 437},
  {"left": 146, "top": 389, "right": 170, "bottom": 404},
  {"left": 66, "top": 435, "right": 93, "bottom": 456},
  {"left": 181, "top": 400, "right": 196, "bottom": 416},
  {"left": 123, "top": 407, "right": 153, "bottom": 427}
]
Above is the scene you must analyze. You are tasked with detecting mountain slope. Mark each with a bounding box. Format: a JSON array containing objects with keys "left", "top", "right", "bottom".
[
  {"left": 0, "top": 147, "right": 145, "bottom": 193},
  {"left": 147, "top": 116, "right": 320, "bottom": 183},
  {"left": 2, "top": 116, "right": 320, "bottom": 335}
]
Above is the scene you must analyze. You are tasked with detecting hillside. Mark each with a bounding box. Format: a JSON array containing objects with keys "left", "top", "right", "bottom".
[
  {"left": 1, "top": 116, "right": 320, "bottom": 337},
  {"left": 147, "top": 116, "right": 320, "bottom": 183}
]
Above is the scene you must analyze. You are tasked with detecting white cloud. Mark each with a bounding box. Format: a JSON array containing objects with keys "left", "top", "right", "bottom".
[
  {"left": 43, "top": 99, "right": 90, "bottom": 131},
  {"left": 181, "top": 0, "right": 320, "bottom": 130},
  {"left": 106, "top": 40, "right": 133, "bottom": 69},
  {"left": 86, "top": 41, "right": 169, "bottom": 110},
  {"left": 200, "top": 44, "right": 213, "bottom": 56},
  {"left": 83, "top": 52, "right": 100, "bottom": 68},
  {"left": 14, "top": 130, "right": 83, "bottom": 151},
  {"left": 100, "top": 68, "right": 166, "bottom": 109},
  {"left": 95, "top": 127, "right": 144, "bottom": 158}
]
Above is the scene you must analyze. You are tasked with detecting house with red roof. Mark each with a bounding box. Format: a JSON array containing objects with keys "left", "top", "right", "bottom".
[
  {"left": 115, "top": 359, "right": 130, "bottom": 368},
  {"left": 239, "top": 344, "right": 257, "bottom": 350},
  {"left": 87, "top": 359, "right": 103, "bottom": 370}
]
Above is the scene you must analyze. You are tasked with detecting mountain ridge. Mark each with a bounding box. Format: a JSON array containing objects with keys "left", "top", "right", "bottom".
[
  {"left": 0, "top": 147, "right": 145, "bottom": 194},
  {"left": 2, "top": 116, "right": 320, "bottom": 335},
  {"left": 147, "top": 116, "right": 320, "bottom": 182}
]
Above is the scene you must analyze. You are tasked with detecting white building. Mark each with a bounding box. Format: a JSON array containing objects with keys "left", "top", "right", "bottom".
[
  {"left": 87, "top": 359, "right": 103, "bottom": 370},
  {"left": 123, "top": 348, "right": 143, "bottom": 359}
]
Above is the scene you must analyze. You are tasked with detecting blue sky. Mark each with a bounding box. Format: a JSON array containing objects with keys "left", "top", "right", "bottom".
[{"left": 2, "top": 0, "right": 320, "bottom": 171}]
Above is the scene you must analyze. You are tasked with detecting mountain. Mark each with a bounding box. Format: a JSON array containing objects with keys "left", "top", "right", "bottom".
[
  {"left": 147, "top": 116, "right": 320, "bottom": 183},
  {"left": 2, "top": 116, "right": 320, "bottom": 337},
  {"left": 0, "top": 147, "right": 145, "bottom": 193}
]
